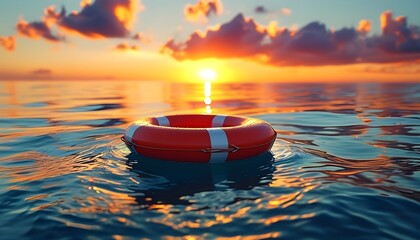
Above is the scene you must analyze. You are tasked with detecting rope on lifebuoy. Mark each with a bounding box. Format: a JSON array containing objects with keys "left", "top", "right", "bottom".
[{"left": 121, "top": 136, "right": 275, "bottom": 152}]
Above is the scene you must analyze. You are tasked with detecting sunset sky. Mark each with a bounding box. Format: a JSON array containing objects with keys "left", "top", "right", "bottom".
[{"left": 1, "top": 0, "right": 420, "bottom": 82}]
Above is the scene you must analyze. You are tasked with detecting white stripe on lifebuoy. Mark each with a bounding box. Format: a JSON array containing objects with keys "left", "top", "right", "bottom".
[
  {"left": 207, "top": 128, "right": 229, "bottom": 163},
  {"left": 155, "top": 116, "right": 170, "bottom": 126},
  {"left": 212, "top": 115, "right": 226, "bottom": 127},
  {"left": 125, "top": 122, "right": 146, "bottom": 154},
  {"left": 125, "top": 123, "right": 141, "bottom": 143}
]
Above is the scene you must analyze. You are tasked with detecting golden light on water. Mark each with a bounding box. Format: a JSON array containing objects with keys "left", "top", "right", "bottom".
[
  {"left": 204, "top": 81, "right": 212, "bottom": 105},
  {"left": 199, "top": 68, "right": 216, "bottom": 113}
]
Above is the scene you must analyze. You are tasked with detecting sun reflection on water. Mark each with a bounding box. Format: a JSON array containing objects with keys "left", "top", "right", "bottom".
[{"left": 204, "top": 79, "right": 212, "bottom": 113}]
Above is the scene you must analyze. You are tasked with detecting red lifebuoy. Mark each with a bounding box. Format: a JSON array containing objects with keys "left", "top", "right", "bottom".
[{"left": 122, "top": 114, "right": 276, "bottom": 163}]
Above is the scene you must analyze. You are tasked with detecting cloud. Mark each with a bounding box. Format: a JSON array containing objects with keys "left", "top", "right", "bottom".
[
  {"left": 363, "top": 60, "right": 420, "bottom": 74},
  {"left": 32, "top": 68, "right": 52, "bottom": 76},
  {"left": 58, "top": 0, "right": 140, "bottom": 38},
  {"left": 357, "top": 20, "right": 371, "bottom": 34},
  {"left": 254, "top": 6, "right": 291, "bottom": 16},
  {"left": 114, "top": 43, "right": 139, "bottom": 51},
  {"left": 375, "top": 11, "right": 420, "bottom": 53},
  {"left": 255, "top": 6, "right": 268, "bottom": 14},
  {"left": 16, "top": 17, "right": 64, "bottom": 42},
  {"left": 162, "top": 14, "right": 266, "bottom": 59},
  {"left": 280, "top": 8, "right": 292, "bottom": 16},
  {"left": 0, "top": 36, "right": 16, "bottom": 51},
  {"left": 162, "top": 11, "right": 420, "bottom": 66},
  {"left": 184, "top": 0, "right": 223, "bottom": 23},
  {"left": 133, "top": 32, "right": 152, "bottom": 44},
  {"left": 15, "top": 0, "right": 141, "bottom": 42}
]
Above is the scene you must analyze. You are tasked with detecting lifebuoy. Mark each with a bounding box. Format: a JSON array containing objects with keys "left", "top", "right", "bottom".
[{"left": 122, "top": 114, "right": 276, "bottom": 163}]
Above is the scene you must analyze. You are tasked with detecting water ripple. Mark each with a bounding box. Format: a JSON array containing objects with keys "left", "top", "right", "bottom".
[{"left": 1, "top": 81, "right": 419, "bottom": 239}]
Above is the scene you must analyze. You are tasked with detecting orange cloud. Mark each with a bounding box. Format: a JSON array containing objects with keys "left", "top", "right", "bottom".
[
  {"left": 185, "top": 0, "right": 223, "bottom": 23},
  {"left": 32, "top": 68, "right": 52, "bottom": 76},
  {"left": 163, "top": 14, "right": 266, "bottom": 59},
  {"left": 163, "top": 12, "right": 420, "bottom": 66},
  {"left": 16, "top": 18, "right": 64, "bottom": 42},
  {"left": 0, "top": 36, "right": 16, "bottom": 51},
  {"left": 377, "top": 11, "right": 420, "bottom": 53},
  {"left": 15, "top": 5, "right": 64, "bottom": 42},
  {"left": 80, "top": 0, "right": 92, "bottom": 8},
  {"left": 115, "top": 43, "right": 139, "bottom": 51},
  {"left": 363, "top": 60, "right": 420, "bottom": 74},
  {"left": 358, "top": 20, "right": 371, "bottom": 34}
]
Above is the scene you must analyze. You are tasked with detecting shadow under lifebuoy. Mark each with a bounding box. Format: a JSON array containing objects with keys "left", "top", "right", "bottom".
[{"left": 125, "top": 152, "right": 275, "bottom": 206}]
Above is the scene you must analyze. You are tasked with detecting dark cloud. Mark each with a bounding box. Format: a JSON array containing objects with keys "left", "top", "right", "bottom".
[
  {"left": 0, "top": 36, "right": 16, "bottom": 51},
  {"left": 162, "top": 11, "right": 420, "bottom": 66},
  {"left": 184, "top": 0, "right": 223, "bottom": 23},
  {"left": 15, "top": 0, "right": 140, "bottom": 42},
  {"left": 58, "top": 0, "right": 139, "bottom": 38},
  {"left": 115, "top": 43, "right": 139, "bottom": 51},
  {"left": 289, "top": 22, "right": 336, "bottom": 54},
  {"left": 255, "top": 6, "right": 267, "bottom": 14},
  {"left": 254, "top": 6, "right": 291, "bottom": 16}
]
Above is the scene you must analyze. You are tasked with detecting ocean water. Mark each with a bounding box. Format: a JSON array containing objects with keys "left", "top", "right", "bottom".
[{"left": 0, "top": 80, "right": 419, "bottom": 239}]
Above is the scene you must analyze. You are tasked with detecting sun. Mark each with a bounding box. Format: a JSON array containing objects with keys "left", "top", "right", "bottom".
[{"left": 198, "top": 68, "right": 217, "bottom": 81}]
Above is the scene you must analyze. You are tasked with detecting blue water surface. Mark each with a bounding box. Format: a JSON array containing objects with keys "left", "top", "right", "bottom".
[{"left": 0, "top": 81, "right": 419, "bottom": 239}]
